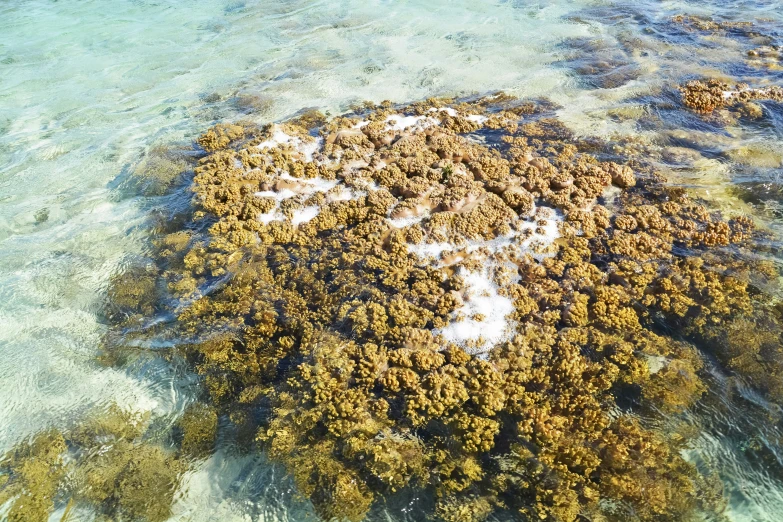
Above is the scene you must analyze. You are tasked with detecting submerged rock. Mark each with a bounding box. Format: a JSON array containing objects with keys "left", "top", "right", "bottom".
[
  {"left": 0, "top": 405, "right": 186, "bottom": 522},
  {"left": 671, "top": 14, "right": 756, "bottom": 36},
  {"left": 559, "top": 37, "right": 641, "bottom": 89}
]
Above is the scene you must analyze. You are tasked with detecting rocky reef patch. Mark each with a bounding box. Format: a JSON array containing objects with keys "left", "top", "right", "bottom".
[
  {"left": 679, "top": 78, "right": 783, "bottom": 115},
  {"left": 0, "top": 405, "right": 190, "bottom": 522},
  {"left": 5, "top": 94, "right": 783, "bottom": 522}
]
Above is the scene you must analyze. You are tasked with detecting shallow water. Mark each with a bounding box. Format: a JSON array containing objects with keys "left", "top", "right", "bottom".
[{"left": 2, "top": 0, "right": 783, "bottom": 520}]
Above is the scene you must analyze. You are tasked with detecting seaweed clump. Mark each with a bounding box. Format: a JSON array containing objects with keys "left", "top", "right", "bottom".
[
  {"left": 100, "top": 94, "right": 783, "bottom": 521},
  {"left": 0, "top": 430, "right": 67, "bottom": 522}
]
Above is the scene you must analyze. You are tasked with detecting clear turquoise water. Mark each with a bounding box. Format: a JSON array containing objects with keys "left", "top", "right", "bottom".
[{"left": 2, "top": 1, "right": 783, "bottom": 520}]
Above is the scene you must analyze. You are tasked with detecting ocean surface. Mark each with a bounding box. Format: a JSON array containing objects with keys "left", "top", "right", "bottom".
[{"left": 1, "top": 0, "right": 783, "bottom": 520}]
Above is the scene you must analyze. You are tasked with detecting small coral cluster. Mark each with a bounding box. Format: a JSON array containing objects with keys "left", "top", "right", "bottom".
[
  {"left": 679, "top": 78, "right": 783, "bottom": 114},
  {"left": 0, "top": 404, "right": 207, "bottom": 522},
  {"left": 671, "top": 14, "right": 755, "bottom": 35},
  {"left": 94, "top": 94, "right": 783, "bottom": 521}
]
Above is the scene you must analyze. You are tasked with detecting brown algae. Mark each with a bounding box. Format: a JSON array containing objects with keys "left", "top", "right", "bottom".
[{"left": 12, "top": 94, "right": 783, "bottom": 522}]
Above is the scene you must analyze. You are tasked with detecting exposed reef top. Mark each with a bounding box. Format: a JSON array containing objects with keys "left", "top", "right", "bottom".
[
  {"left": 93, "top": 94, "right": 783, "bottom": 522},
  {"left": 679, "top": 78, "right": 783, "bottom": 114}
]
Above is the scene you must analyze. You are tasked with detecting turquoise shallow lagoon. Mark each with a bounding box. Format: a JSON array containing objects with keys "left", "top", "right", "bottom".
[{"left": 2, "top": 1, "right": 783, "bottom": 520}]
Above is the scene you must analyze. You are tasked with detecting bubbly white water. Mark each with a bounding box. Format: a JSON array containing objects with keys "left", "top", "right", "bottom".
[
  {"left": 2, "top": 0, "right": 783, "bottom": 520},
  {"left": 435, "top": 266, "right": 517, "bottom": 354}
]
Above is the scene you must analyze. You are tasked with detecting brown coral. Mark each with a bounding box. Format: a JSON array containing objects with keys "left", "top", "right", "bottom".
[
  {"left": 96, "top": 94, "right": 783, "bottom": 522},
  {"left": 0, "top": 405, "right": 187, "bottom": 522},
  {"left": 680, "top": 78, "right": 783, "bottom": 114}
]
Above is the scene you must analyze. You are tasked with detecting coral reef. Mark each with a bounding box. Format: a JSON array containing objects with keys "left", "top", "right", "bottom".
[
  {"left": 98, "top": 94, "right": 783, "bottom": 521},
  {"left": 679, "top": 78, "right": 783, "bottom": 114},
  {"left": 0, "top": 405, "right": 190, "bottom": 522},
  {"left": 670, "top": 14, "right": 783, "bottom": 75}
]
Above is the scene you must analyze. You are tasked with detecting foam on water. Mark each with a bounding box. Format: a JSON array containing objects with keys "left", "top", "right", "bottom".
[
  {"left": 254, "top": 174, "right": 340, "bottom": 224},
  {"left": 384, "top": 114, "right": 434, "bottom": 131},
  {"left": 256, "top": 126, "right": 323, "bottom": 162},
  {"left": 435, "top": 266, "right": 516, "bottom": 354},
  {"left": 291, "top": 205, "right": 320, "bottom": 225},
  {"left": 407, "top": 207, "right": 562, "bottom": 264}
]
